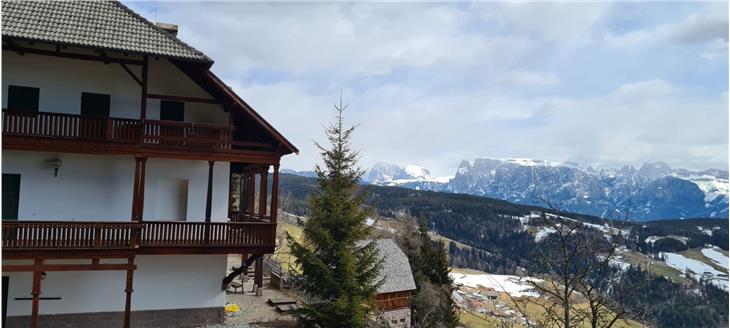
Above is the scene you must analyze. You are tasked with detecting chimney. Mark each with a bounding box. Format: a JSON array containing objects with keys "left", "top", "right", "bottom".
[{"left": 155, "top": 22, "right": 179, "bottom": 36}]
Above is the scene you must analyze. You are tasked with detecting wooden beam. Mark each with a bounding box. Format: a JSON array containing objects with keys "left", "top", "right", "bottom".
[
  {"left": 271, "top": 164, "right": 279, "bottom": 223},
  {"left": 222, "top": 254, "right": 262, "bottom": 290},
  {"left": 2, "top": 44, "right": 144, "bottom": 65},
  {"left": 119, "top": 63, "right": 142, "bottom": 86},
  {"left": 4, "top": 39, "right": 23, "bottom": 55},
  {"left": 259, "top": 166, "right": 268, "bottom": 220},
  {"left": 123, "top": 257, "right": 135, "bottom": 328},
  {"left": 146, "top": 93, "right": 220, "bottom": 104},
  {"left": 140, "top": 56, "right": 149, "bottom": 120},
  {"left": 139, "top": 157, "right": 147, "bottom": 221},
  {"left": 30, "top": 259, "right": 42, "bottom": 328},
  {"left": 3, "top": 137, "right": 282, "bottom": 163},
  {"left": 3, "top": 263, "right": 136, "bottom": 272},
  {"left": 205, "top": 161, "right": 214, "bottom": 223},
  {"left": 131, "top": 157, "right": 147, "bottom": 221},
  {"left": 248, "top": 172, "right": 256, "bottom": 217},
  {"left": 254, "top": 256, "right": 263, "bottom": 292},
  {"left": 132, "top": 157, "right": 141, "bottom": 221}
]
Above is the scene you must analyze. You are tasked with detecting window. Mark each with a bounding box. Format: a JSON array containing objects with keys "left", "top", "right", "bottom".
[
  {"left": 160, "top": 100, "right": 184, "bottom": 121},
  {"left": 7, "top": 85, "right": 39, "bottom": 112},
  {"left": 2, "top": 174, "right": 20, "bottom": 221},
  {"left": 80, "top": 92, "right": 111, "bottom": 117}
]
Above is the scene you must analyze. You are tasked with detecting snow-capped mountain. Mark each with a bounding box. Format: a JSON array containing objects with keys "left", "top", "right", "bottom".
[
  {"left": 363, "top": 162, "right": 451, "bottom": 186},
  {"left": 362, "top": 159, "right": 729, "bottom": 221}
]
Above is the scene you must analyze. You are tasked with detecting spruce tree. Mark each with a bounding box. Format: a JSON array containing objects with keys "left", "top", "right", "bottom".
[
  {"left": 398, "top": 216, "right": 459, "bottom": 328},
  {"left": 287, "top": 97, "right": 382, "bottom": 328}
]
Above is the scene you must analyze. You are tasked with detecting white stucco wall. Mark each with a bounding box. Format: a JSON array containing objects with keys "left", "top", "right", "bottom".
[
  {"left": 2, "top": 49, "right": 228, "bottom": 124},
  {"left": 2, "top": 151, "right": 230, "bottom": 222},
  {"left": 4, "top": 255, "right": 227, "bottom": 316}
]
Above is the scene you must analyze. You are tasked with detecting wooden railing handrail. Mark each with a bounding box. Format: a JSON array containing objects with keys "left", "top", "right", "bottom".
[
  {"left": 142, "top": 118, "right": 235, "bottom": 130},
  {"left": 2, "top": 220, "right": 144, "bottom": 226},
  {"left": 3, "top": 110, "right": 236, "bottom": 151},
  {"left": 3, "top": 109, "right": 139, "bottom": 123},
  {"left": 2, "top": 220, "right": 276, "bottom": 250}
]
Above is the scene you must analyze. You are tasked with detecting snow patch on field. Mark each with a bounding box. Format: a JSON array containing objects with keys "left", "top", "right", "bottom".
[
  {"left": 660, "top": 252, "right": 728, "bottom": 291},
  {"left": 701, "top": 247, "right": 729, "bottom": 270},
  {"left": 450, "top": 272, "right": 542, "bottom": 297},
  {"left": 534, "top": 227, "right": 557, "bottom": 242}
]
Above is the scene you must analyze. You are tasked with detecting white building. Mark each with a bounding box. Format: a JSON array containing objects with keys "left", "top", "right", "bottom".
[{"left": 1, "top": 2, "right": 297, "bottom": 327}]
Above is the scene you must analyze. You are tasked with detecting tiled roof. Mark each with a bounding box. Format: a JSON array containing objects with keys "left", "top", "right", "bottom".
[
  {"left": 2, "top": 1, "right": 211, "bottom": 63},
  {"left": 360, "top": 239, "right": 417, "bottom": 294}
]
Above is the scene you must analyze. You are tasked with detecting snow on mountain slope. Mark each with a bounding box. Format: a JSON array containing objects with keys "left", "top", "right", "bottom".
[
  {"left": 365, "top": 162, "right": 452, "bottom": 185},
  {"left": 450, "top": 271, "right": 542, "bottom": 297},
  {"left": 660, "top": 252, "right": 728, "bottom": 290},
  {"left": 362, "top": 159, "right": 728, "bottom": 221},
  {"left": 675, "top": 174, "right": 729, "bottom": 203},
  {"left": 405, "top": 165, "right": 431, "bottom": 179},
  {"left": 702, "top": 247, "right": 729, "bottom": 270}
]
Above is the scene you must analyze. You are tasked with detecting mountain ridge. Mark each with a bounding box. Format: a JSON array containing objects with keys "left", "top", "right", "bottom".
[{"left": 287, "top": 158, "right": 728, "bottom": 221}]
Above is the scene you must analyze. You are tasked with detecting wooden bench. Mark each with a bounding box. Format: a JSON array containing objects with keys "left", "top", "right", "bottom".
[
  {"left": 267, "top": 297, "right": 297, "bottom": 306},
  {"left": 275, "top": 304, "right": 302, "bottom": 313},
  {"left": 229, "top": 282, "right": 243, "bottom": 294}
]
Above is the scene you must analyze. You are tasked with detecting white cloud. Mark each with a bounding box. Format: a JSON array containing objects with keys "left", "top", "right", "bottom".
[
  {"left": 487, "top": 2, "right": 612, "bottom": 43},
  {"left": 498, "top": 70, "right": 561, "bottom": 86},
  {"left": 125, "top": 2, "right": 728, "bottom": 176},
  {"left": 605, "top": 4, "right": 728, "bottom": 57},
  {"left": 149, "top": 2, "right": 535, "bottom": 78}
]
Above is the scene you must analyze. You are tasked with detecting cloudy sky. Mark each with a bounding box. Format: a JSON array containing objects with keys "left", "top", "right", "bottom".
[{"left": 127, "top": 1, "right": 728, "bottom": 177}]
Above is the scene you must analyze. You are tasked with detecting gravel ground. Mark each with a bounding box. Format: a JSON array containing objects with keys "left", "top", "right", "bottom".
[{"left": 202, "top": 323, "right": 261, "bottom": 328}]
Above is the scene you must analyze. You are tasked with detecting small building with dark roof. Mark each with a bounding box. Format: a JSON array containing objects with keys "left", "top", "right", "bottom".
[{"left": 369, "top": 239, "right": 417, "bottom": 328}]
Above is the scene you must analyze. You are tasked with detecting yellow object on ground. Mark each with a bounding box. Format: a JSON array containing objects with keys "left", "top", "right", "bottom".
[{"left": 225, "top": 303, "right": 240, "bottom": 314}]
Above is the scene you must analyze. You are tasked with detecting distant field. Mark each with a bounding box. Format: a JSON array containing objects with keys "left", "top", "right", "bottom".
[
  {"left": 620, "top": 250, "right": 687, "bottom": 283},
  {"left": 452, "top": 267, "right": 643, "bottom": 328},
  {"left": 680, "top": 248, "right": 728, "bottom": 273},
  {"left": 272, "top": 220, "right": 304, "bottom": 273},
  {"left": 432, "top": 233, "right": 474, "bottom": 250}
]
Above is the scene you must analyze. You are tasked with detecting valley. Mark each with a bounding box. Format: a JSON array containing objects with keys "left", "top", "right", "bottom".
[{"left": 277, "top": 172, "right": 729, "bottom": 327}]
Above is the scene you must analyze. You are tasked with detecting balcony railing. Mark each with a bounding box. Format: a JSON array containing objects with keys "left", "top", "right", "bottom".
[
  {"left": 2, "top": 221, "right": 276, "bottom": 253},
  {"left": 2, "top": 110, "right": 233, "bottom": 152},
  {"left": 141, "top": 221, "right": 275, "bottom": 247},
  {"left": 2, "top": 221, "right": 143, "bottom": 250}
]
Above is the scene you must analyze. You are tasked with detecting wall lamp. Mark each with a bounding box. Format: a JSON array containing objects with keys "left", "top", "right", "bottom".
[{"left": 47, "top": 157, "right": 63, "bottom": 178}]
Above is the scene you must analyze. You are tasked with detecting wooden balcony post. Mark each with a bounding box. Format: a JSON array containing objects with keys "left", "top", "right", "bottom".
[
  {"left": 140, "top": 56, "right": 148, "bottom": 121},
  {"left": 123, "top": 256, "right": 135, "bottom": 328},
  {"left": 259, "top": 166, "right": 268, "bottom": 220},
  {"left": 238, "top": 172, "right": 245, "bottom": 219},
  {"left": 205, "top": 161, "right": 215, "bottom": 223},
  {"left": 248, "top": 171, "right": 256, "bottom": 219},
  {"left": 139, "top": 157, "right": 147, "bottom": 221},
  {"left": 204, "top": 161, "right": 215, "bottom": 244},
  {"left": 30, "top": 258, "right": 43, "bottom": 328},
  {"left": 105, "top": 117, "right": 113, "bottom": 141},
  {"left": 271, "top": 164, "right": 279, "bottom": 223},
  {"left": 131, "top": 157, "right": 148, "bottom": 221},
  {"left": 254, "top": 256, "right": 263, "bottom": 293},
  {"left": 131, "top": 157, "right": 141, "bottom": 220}
]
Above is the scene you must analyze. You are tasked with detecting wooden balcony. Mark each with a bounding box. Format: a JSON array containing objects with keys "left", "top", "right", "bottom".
[
  {"left": 2, "top": 110, "right": 280, "bottom": 163},
  {"left": 2, "top": 220, "right": 276, "bottom": 258},
  {"left": 2, "top": 110, "right": 233, "bottom": 150}
]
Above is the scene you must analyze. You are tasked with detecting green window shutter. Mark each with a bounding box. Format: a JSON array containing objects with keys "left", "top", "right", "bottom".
[{"left": 2, "top": 174, "right": 20, "bottom": 221}]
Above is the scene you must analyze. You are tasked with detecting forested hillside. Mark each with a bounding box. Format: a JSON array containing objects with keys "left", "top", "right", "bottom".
[{"left": 277, "top": 173, "right": 729, "bottom": 327}]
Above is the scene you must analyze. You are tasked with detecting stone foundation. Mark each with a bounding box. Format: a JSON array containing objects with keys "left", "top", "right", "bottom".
[
  {"left": 378, "top": 308, "right": 411, "bottom": 328},
  {"left": 5, "top": 306, "right": 224, "bottom": 328}
]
